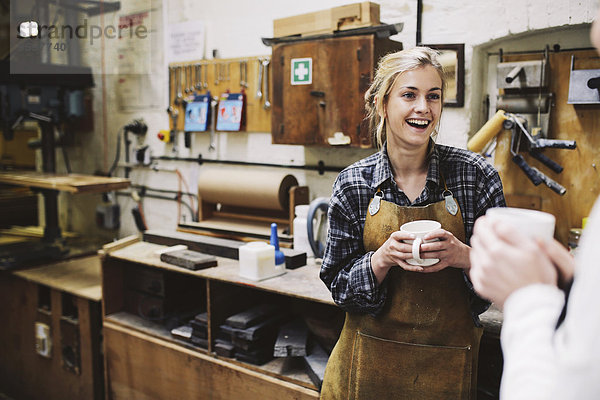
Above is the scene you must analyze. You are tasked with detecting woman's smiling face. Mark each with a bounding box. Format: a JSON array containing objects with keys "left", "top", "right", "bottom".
[{"left": 384, "top": 65, "right": 443, "bottom": 150}]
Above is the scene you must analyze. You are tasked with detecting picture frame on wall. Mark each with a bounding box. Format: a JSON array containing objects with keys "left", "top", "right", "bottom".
[{"left": 424, "top": 43, "right": 465, "bottom": 107}]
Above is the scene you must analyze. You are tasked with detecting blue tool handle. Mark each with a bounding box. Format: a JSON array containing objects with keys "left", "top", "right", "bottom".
[
  {"left": 512, "top": 155, "right": 543, "bottom": 186},
  {"left": 529, "top": 151, "right": 563, "bottom": 174}
]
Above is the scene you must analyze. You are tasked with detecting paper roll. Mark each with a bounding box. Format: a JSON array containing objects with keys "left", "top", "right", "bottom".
[{"left": 197, "top": 166, "right": 298, "bottom": 211}]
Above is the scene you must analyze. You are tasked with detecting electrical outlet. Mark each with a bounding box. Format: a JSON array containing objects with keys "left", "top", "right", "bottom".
[
  {"left": 96, "top": 203, "right": 120, "bottom": 229},
  {"left": 35, "top": 321, "right": 52, "bottom": 358}
]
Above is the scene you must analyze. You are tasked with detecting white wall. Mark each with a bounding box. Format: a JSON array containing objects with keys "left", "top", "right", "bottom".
[{"left": 68, "top": 0, "right": 595, "bottom": 240}]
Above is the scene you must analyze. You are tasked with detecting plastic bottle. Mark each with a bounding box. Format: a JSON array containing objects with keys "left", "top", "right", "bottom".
[
  {"left": 293, "top": 205, "right": 313, "bottom": 257},
  {"left": 270, "top": 223, "right": 286, "bottom": 268}
]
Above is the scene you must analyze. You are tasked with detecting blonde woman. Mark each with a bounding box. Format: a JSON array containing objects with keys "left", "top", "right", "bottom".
[{"left": 320, "top": 47, "right": 505, "bottom": 399}]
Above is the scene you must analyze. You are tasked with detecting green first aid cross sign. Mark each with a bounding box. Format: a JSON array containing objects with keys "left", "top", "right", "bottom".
[{"left": 291, "top": 58, "right": 312, "bottom": 85}]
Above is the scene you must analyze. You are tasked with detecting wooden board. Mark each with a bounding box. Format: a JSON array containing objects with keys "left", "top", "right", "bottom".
[
  {"left": 103, "top": 322, "right": 319, "bottom": 400},
  {"left": 494, "top": 50, "right": 600, "bottom": 245},
  {"left": 13, "top": 255, "right": 102, "bottom": 301},
  {"left": 0, "top": 171, "right": 130, "bottom": 193}
]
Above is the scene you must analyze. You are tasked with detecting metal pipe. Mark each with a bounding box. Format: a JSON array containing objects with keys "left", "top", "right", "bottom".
[
  {"left": 151, "top": 155, "right": 344, "bottom": 175},
  {"left": 416, "top": 0, "right": 423, "bottom": 46}
]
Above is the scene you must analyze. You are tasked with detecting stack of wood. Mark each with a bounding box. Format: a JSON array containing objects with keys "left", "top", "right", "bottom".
[
  {"left": 273, "top": 318, "right": 328, "bottom": 389},
  {"left": 170, "top": 311, "right": 209, "bottom": 349},
  {"left": 215, "top": 304, "right": 286, "bottom": 365},
  {"left": 189, "top": 312, "right": 208, "bottom": 348}
]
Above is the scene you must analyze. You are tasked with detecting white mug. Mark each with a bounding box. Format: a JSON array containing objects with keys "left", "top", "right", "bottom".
[
  {"left": 400, "top": 220, "right": 441, "bottom": 266},
  {"left": 485, "top": 207, "right": 555, "bottom": 241}
]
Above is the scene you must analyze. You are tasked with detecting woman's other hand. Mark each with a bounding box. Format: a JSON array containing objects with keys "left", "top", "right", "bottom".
[
  {"left": 469, "top": 216, "right": 559, "bottom": 308},
  {"left": 418, "top": 229, "right": 471, "bottom": 273},
  {"left": 371, "top": 231, "right": 428, "bottom": 283}
]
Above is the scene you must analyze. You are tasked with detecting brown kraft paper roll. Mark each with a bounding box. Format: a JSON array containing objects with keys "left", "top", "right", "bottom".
[{"left": 197, "top": 166, "right": 298, "bottom": 211}]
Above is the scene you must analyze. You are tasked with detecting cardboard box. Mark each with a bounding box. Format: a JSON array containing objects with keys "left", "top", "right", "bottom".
[{"left": 273, "top": 2, "right": 380, "bottom": 38}]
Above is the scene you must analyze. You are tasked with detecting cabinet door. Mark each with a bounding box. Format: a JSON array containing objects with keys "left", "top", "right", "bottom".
[{"left": 272, "top": 35, "right": 400, "bottom": 148}]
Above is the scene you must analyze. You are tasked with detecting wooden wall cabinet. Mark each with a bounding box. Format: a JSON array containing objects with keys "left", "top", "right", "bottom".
[{"left": 271, "top": 34, "right": 402, "bottom": 148}]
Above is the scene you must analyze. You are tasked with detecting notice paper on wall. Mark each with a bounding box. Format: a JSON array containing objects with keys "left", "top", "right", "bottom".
[
  {"left": 116, "top": 4, "right": 162, "bottom": 110},
  {"left": 166, "top": 20, "right": 205, "bottom": 63}
]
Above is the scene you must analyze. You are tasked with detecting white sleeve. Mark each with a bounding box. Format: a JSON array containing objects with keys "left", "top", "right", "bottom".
[
  {"left": 499, "top": 284, "right": 565, "bottom": 400},
  {"left": 501, "top": 198, "right": 600, "bottom": 399},
  {"left": 552, "top": 200, "right": 600, "bottom": 398}
]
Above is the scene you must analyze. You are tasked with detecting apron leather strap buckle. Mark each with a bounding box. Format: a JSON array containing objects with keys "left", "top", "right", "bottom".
[
  {"left": 369, "top": 191, "right": 383, "bottom": 215},
  {"left": 443, "top": 190, "right": 459, "bottom": 216}
]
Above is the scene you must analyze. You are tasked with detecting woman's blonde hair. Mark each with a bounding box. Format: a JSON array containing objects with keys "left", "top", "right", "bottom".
[{"left": 364, "top": 46, "right": 446, "bottom": 149}]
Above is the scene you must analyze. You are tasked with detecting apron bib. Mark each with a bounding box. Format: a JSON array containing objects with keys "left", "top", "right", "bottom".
[{"left": 320, "top": 190, "right": 482, "bottom": 400}]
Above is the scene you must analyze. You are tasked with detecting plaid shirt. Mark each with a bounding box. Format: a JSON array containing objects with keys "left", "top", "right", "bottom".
[{"left": 320, "top": 143, "right": 505, "bottom": 322}]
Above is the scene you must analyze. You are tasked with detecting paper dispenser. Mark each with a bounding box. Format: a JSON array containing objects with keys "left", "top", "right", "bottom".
[{"left": 178, "top": 166, "right": 309, "bottom": 246}]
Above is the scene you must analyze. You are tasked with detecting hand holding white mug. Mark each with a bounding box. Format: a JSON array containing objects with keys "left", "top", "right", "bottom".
[
  {"left": 470, "top": 207, "right": 559, "bottom": 308},
  {"left": 400, "top": 220, "right": 441, "bottom": 266}
]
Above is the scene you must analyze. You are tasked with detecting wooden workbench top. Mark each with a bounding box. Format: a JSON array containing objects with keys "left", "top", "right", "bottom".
[
  {"left": 106, "top": 240, "right": 335, "bottom": 306},
  {"left": 102, "top": 237, "right": 504, "bottom": 331},
  {"left": 13, "top": 254, "right": 102, "bottom": 301},
  {"left": 0, "top": 170, "right": 130, "bottom": 193}
]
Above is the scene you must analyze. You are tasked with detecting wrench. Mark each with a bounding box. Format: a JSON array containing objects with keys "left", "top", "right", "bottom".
[
  {"left": 262, "top": 58, "right": 271, "bottom": 110},
  {"left": 209, "top": 96, "right": 217, "bottom": 151},
  {"left": 240, "top": 60, "right": 248, "bottom": 88},
  {"left": 195, "top": 64, "right": 202, "bottom": 92},
  {"left": 203, "top": 62, "right": 208, "bottom": 89},
  {"left": 255, "top": 58, "right": 263, "bottom": 99},
  {"left": 184, "top": 65, "right": 190, "bottom": 94},
  {"left": 167, "top": 66, "right": 175, "bottom": 115},
  {"left": 175, "top": 66, "right": 183, "bottom": 106}
]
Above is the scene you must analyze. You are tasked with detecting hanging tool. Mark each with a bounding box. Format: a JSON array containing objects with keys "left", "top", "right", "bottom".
[
  {"left": 209, "top": 96, "right": 217, "bottom": 151},
  {"left": 239, "top": 60, "right": 248, "bottom": 88},
  {"left": 255, "top": 58, "right": 263, "bottom": 99},
  {"left": 167, "top": 66, "right": 179, "bottom": 135},
  {"left": 203, "top": 62, "right": 209, "bottom": 89},
  {"left": 506, "top": 115, "right": 571, "bottom": 195},
  {"left": 175, "top": 65, "right": 184, "bottom": 106},
  {"left": 184, "top": 64, "right": 191, "bottom": 95},
  {"left": 188, "top": 64, "right": 196, "bottom": 94},
  {"left": 195, "top": 64, "right": 203, "bottom": 93},
  {"left": 262, "top": 58, "right": 271, "bottom": 110}
]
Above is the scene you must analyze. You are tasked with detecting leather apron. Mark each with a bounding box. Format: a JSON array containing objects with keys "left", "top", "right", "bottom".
[{"left": 320, "top": 189, "right": 482, "bottom": 400}]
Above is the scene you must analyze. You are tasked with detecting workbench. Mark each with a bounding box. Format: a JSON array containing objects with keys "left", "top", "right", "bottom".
[
  {"left": 100, "top": 234, "right": 504, "bottom": 399},
  {"left": 0, "top": 254, "right": 104, "bottom": 400}
]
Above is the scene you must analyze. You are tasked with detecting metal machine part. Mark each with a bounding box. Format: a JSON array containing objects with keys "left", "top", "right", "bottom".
[
  {"left": 567, "top": 55, "right": 600, "bottom": 104},
  {"left": 497, "top": 59, "right": 549, "bottom": 89}
]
